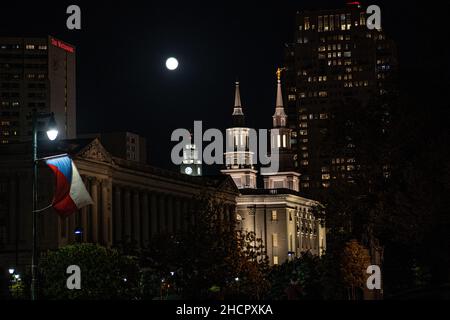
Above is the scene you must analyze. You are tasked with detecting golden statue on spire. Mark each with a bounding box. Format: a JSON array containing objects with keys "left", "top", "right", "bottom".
[{"left": 276, "top": 67, "right": 286, "bottom": 81}]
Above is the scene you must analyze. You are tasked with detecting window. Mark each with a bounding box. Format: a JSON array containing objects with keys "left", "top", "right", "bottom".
[
  {"left": 273, "top": 256, "right": 279, "bottom": 265},
  {"left": 360, "top": 12, "right": 366, "bottom": 26},
  {"left": 272, "top": 233, "right": 278, "bottom": 247},
  {"left": 346, "top": 14, "right": 352, "bottom": 30},
  {"left": 271, "top": 210, "right": 278, "bottom": 221},
  {"left": 26, "top": 44, "right": 35, "bottom": 50},
  {"left": 341, "top": 14, "right": 346, "bottom": 30},
  {"left": 304, "top": 17, "right": 310, "bottom": 30}
]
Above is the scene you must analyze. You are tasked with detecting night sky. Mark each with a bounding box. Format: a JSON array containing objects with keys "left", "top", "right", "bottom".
[{"left": 1, "top": 0, "right": 448, "bottom": 169}]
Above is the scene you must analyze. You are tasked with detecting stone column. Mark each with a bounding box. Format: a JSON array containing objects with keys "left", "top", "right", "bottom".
[
  {"left": 102, "top": 180, "right": 111, "bottom": 246},
  {"left": 150, "top": 193, "right": 158, "bottom": 236},
  {"left": 132, "top": 190, "right": 141, "bottom": 245},
  {"left": 182, "top": 200, "right": 189, "bottom": 232},
  {"left": 113, "top": 185, "right": 122, "bottom": 244},
  {"left": 141, "top": 192, "right": 150, "bottom": 246},
  {"left": 159, "top": 194, "right": 166, "bottom": 233},
  {"left": 81, "top": 206, "right": 88, "bottom": 242},
  {"left": 68, "top": 212, "right": 76, "bottom": 243},
  {"left": 167, "top": 195, "right": 174, "bottom": 234},
  {"left": 174, "top": 198, "right": 181, "bottom": 232},
  {"left": 124, "top": 188, "right": 132, "bottom": 241},
  {"left": 90, "top": 178, "right": 99, "bottom": 243}
]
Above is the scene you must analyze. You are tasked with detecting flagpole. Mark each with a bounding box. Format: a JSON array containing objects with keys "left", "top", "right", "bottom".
[
  {"left": 31, "top": 111, "right": 38, "bottom": 301},
  {"left": 30, "top": 111, "right": 58, "bottom": 301}
]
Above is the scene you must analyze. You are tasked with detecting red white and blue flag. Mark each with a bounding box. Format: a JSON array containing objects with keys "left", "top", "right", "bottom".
[{"left": 45, "top": 156, "right": 93, "bottom": 217}]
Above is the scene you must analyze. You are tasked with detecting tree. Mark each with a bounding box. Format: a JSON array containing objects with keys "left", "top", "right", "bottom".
[
  {"left": 340, "top": 240, "right": 371, "bottom": 300},
  {"left": 39, "top": 243, "right": 140, "bottom": 299},
  {"left": 139, "top": 193, "right": 270, "bottom": 300},
  {"left": 268, "top": 251, "right": 324, "bottom": 300}
]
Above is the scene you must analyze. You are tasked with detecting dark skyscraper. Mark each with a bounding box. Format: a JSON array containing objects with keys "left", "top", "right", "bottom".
[
  {"left": 0, "top": 36, "right": 76, "bottom": 144},
  {"left": 284, "top": 3, "right": 397, "bottom": 195}
]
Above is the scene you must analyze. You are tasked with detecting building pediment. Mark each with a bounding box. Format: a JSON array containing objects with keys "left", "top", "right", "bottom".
[
  {"left": 217, "top": 175, "right": 240, "bottom": 194},
  {"left": 76, "top": 138, "right": 113, "bottom": 164}
]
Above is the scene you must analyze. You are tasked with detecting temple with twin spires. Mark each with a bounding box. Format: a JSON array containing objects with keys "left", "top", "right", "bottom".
[{"left": 221, "top": 69, "right": 326, "bottom": 265}]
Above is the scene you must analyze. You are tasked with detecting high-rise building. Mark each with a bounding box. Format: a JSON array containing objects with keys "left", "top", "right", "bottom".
[
  {"left": 284, "top": 3, "right": 397, "bottom": 195},
  {"left": 100, "top": 132, "right": 147, "bottom": 164},
  {"left": 0, "top": 36, "right": 76, "bottom": 144}
]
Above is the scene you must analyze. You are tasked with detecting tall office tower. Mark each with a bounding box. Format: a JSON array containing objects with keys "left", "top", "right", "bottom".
[
  {"left": 284, "top": 2, "right": 397, "bottom": 195},
  {"left": 0, "top": 36, "right": 76, "bottom": 144},
  {"left": 99, "top": 132, "right": 148, "bottom": 164}
]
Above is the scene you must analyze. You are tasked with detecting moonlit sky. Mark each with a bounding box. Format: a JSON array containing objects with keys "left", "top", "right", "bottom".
[{"left": 0, "top": 0, "right": 448, "bottom": 170}]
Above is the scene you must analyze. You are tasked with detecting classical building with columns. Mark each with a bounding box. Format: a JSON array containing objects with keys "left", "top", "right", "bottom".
[
  {"left": 222, "top": 71, "right": 326, "bottom": 265},
  {"left": 0, "top": 138, "right": 238, "bottom": 272}
]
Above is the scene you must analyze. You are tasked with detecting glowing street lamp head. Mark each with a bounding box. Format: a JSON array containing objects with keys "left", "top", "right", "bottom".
[
  {"left": 165, "top": 57, "right": 179, "bottom": 71},
  {"left": 46, "top": 113, "right": 58, "bottom": 141}
]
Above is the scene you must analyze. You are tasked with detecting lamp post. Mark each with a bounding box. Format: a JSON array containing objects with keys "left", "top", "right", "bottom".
[{"left": 31, "top": 111, "right": 58, "bottom": 301}]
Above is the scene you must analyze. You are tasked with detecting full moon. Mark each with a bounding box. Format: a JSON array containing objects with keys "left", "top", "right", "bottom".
[{"left": 165, "top": 57, "right": 179, "bottom": 70}]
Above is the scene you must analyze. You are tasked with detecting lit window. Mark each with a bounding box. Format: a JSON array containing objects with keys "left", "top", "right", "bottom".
[
  {"left": 322, "top": 174, "right": 331, "bottom": 180},
  {"left": 273, "top": 256, "right": 279, "bottom": 265},
  {"left": 272, "top": 210, "right": 278, "bottom": 221},
  {"left": 304, "top": 17, "right": 310, "bottom": 30},
  {"left": 25, "top": 44, "right": 35, "bottom": 50}
]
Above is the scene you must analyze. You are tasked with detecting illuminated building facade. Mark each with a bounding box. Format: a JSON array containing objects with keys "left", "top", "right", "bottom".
[
  {"left": 0, "top": 138, "right": 238, "bottom": 273},
  {"left": 223, "top": 75, "right": 326, "bottom": 266}
]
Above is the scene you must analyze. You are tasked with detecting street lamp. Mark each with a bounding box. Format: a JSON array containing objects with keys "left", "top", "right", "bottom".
[
  {"left": 8, "top": 268, "right": 15, "bottom": 275},
  {"left": 31, "top": 110, "right": 58, "bottom": 301},
  {"left": 46, "top": 114, "right": 58, "bottom": 141}
]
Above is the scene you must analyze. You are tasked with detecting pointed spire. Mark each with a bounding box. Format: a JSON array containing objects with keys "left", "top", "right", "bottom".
[
  {"left": 232, "top": 80, "right": 245, "bottom": 127},
  {"left": 276, "top": 68, "right": 284, "bottom": 107},
  {"left": 276, "top": 78, "right": 284, "bottom": 107},
  {"left": 234, "top": 81, "right": 242, "bottom": 108},
  {"left": 273, "top": 68, "right": 287, "bottom": 128}
]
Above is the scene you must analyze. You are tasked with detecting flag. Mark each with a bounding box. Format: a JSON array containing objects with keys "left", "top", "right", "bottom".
[{"left": 45, "top": 156, "right": 93, "bottom": 216}]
